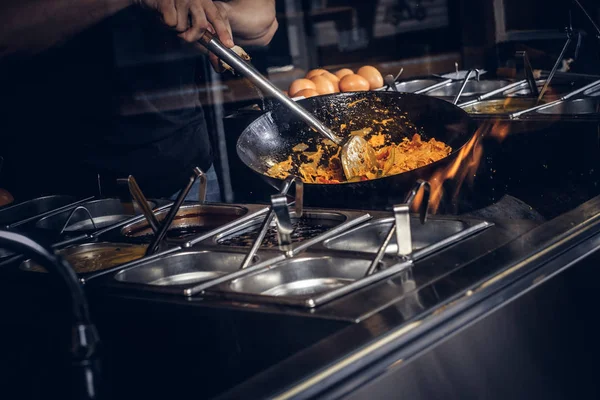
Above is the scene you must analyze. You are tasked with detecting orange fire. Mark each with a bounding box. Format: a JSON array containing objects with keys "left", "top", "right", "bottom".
[{"left": 414, "top": 120, "right": 511, "bottom": 214}]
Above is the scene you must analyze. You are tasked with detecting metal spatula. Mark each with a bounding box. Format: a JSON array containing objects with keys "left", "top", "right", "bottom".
[{"left": 198, "top": 31, "right": 377, "bottom": 180}]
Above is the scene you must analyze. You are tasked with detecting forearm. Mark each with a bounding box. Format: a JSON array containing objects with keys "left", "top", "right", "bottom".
[
  {"left": 222, "top": 0, "right": 277, "bottom": 46},
  {"left": 0, "top": 0, "right": 131, "bottom": 60}
]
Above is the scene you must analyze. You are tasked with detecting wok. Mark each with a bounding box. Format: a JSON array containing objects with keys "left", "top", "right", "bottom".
[{"left": 237, "top": 92, "right": 481, "bottom": 212}]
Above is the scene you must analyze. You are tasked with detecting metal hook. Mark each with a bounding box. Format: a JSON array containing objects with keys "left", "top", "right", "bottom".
[
  {"left": 59, "top": 206, "right": 97, "bottom": 235},
  {"left": 394, "top": 68, "right": 404, "bottom": 82},
  {"left": 271, "top": 194, "right": 294, "bottom": 255},
  {"left": 279, "top": 175, "right": 304, "bottom": 218},
  {"left": 365, "top": 180, "right": 430, "bottom": 276},
  {"left": 240, "top": 175, "right": 304, "bottom": 269},
  {"left": 196, "top": 168, "right": 208, "bottom": 204}
]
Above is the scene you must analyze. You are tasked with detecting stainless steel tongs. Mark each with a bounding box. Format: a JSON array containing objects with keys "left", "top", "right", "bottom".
[
  {"left": 118, "top": 167, "right": 207, "bottom": 256},
  {"left": 365, "top": 180, "right": 431, "bottom": 276}
]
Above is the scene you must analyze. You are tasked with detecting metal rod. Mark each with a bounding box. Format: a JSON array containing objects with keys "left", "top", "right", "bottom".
[
  {"left": 198, "top": 31, "right": 342, "bottom": 145},
  {"left": 453, "top": 69, "right": 478, "bottom": 105},
  {"left": 365, "top": 223, "right": 395, "bottom": 277},
  {"left": 573, "top": 0, "right": 600, "bottom": 38},
  {"left": 414, "top": 79, "right": 452, "bottom": 94},
  {"left": 127, "top": 176, "right": 160, "bottom": 234},
  {"left": 458, "top": 80, "right": 527, "bottom": 108},
  {"left": 239, "top": 176, "right": 303, "bottom": 269},
  {"left": 394, "top": 68, "right": 404, "bottom": 81},
  {"left": 146, "top": 167, "right": 202, "bottom": 256},
  {"left": 59, "top": 206, "right": 97, "bottom": 235},
  {"left": 510, "top": 78, "right": 600, "bottom": 118},
  {"left": 537, "top": 33, "right": 572, "bottom": 104},
  {"left": 515, "top": 51, "right": 539, "bottom": 98},
  {"left": 239, "top": 212, "right": 275, "bottom": 270}
]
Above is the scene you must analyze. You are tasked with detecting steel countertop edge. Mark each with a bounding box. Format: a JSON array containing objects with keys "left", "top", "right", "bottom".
[{"left": 214, "top": 194, "right": 600, "bottom": 400}]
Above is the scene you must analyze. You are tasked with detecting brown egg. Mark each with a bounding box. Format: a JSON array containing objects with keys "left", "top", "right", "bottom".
[
  {"left": 335, "top": 68, "right": 354, "bottom": 79},
  {"left": 357, "top": 66, "right": 384, "bottom": 90},
  {"left": 311, "top": 75, "right": 336, "bottom": 95},
  {"left": 289, "top": 79, "right": 317, "bottom": 97},
  {"left": 305, "top": 68, "right": 327, "bottom": 79},
  {"left": 339, "top": 74, "right": 370, "bottom": 92},
  {"left": 294, "top": 88, "right": 320, "bottom": 98},
  {"left": 321, "top": 71, "right": 340, "bottom": 92}
]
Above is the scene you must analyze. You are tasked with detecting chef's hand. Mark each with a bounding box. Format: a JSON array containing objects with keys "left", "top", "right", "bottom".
[{"left": 134, "top": 0, "right": 234, "bottom": 71}]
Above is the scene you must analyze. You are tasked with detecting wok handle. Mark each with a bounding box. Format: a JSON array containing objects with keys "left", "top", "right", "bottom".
[{"left": 198, "top": 31, "right": 342, "bottom": 145}]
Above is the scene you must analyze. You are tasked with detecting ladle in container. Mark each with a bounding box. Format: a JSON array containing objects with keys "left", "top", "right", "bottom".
[
  {"left": 510, "top": 78, "right": 600, "bottom": 119},
  {"left": 384, "top": 68, "right": 404, "bottom": 92},
  {"left": 239, "top": 175, "right": 303, "bottom": 269},
  {"left": 146, "top": 167, "right": 204, "bottom": 256},
  {"left": 198, "top": 31, "right": 377, "bottom": 180},
  {"left": 459, "top": 51, "right": 538, "bottom": 108},
  {"left": 415, "top": 69, "right": 487, "bottom": 95},
  {"left": 453, "top": 69, "right": 480, "bottom": 105},
  {"left": 126, "top": 176, "right": 160, "bottom": 234},
  {"left": 365, "top": 180, "right": 430, "bottom": 276}
]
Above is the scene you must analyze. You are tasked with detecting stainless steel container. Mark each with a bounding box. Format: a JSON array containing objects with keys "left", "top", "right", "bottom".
[
  {"left": 428, "top": 80, "right": 511, "bottom": 98},
  {"left": 322, "top": 217, "right": 491, "bottom": 259},
  {"left": 536, "top": 98, "right": 600, "bottom": 114},
  {"left": 0, "top": 195, "right": 82, "bottom": 228},
  {"left": 209, "top": 253, "right": 409, "bottom": 308},
  {"left": 20, "top": 242, "right": 148, "bottom": 274},
  {"left": 461, "top": 98, "right": 548, "bottom": 115},
  {"left": 120, "top": 204, "right": 249, "bottom": 240},
  {"left": 109, "top": 249, "right": 285, "bottom": 295},
  {"left": 36, "top": 198, "right": 157, "bottom": 232},
  {"left": 392, "top": 79, "right": 441, "bottom": 93}
]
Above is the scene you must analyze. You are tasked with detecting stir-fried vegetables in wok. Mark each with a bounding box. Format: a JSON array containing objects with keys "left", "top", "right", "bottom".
[{"left": 266, "top": 123, "right": 452, "bottom": 184}]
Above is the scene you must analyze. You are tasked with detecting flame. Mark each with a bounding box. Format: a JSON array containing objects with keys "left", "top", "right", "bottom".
[{"left": 416, "top": 120, "right": 511, "bottom": 214}]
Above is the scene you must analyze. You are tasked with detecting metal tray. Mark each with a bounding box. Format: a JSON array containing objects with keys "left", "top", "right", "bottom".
[
  {"left": 92, "top": 203, "right": 268, "bottom": 244},
  {"left": 202, "top": 209, "right": 371, "bottom": 254},
  {"left": 321, "top": 216, "right": 492, "bottom": 260},
  {"left": 0, "top": 195, "right": 90, "bottom": 228},
  {"left": 105, "top": 248, "right": 286, "bottom": 296},
  {"left": 208, "top": 252, "right": 410, "bottom": 308},
  {"left": 427, "top": 80, "right": 511, "bottom": 98},
  {"left": 119, "top": 203, "right": 264, "bottom": 242},
  {"left": 35, "top": 198, "right": 161, "bottom": 233},
  {"left": 391, "top": 79, "right": 440, "bottom": 93},
  {"left": 20, "top": 242, "right": 149, "bottom": 275},
  {"left": 536, "top": 98, "right": 600, "bottom": 115},
  {"left": 92, "top": 208, "right": 371, "bottom": 296}
]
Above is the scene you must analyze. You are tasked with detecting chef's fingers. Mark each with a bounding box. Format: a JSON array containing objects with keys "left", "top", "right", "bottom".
[
  {"left": 174, "top": 0, "right": 191, "bottom": 33},
  {"left": 158, "top": 0, "right": 178, "bottom": 29},
  {"left": 179, "top": 1, "right": 208, "bottom": 43},
  {"left": 204, "top": 1, "right": 234, "bottom": 48}
]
